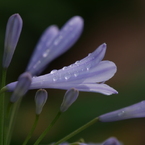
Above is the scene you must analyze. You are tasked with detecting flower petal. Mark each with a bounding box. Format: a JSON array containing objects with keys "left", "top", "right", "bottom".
[
  {"left": 28, "top": 16, "right": 84, "bottom": 75},
  {"left": 99, "top": 101, "right": 145, "bottom": 122},
  {"left": 26, "top": 25, "right": 59, "bottom": 74},
  {"left": 5, "top": 43, "right": 117, "bottom": 95}
]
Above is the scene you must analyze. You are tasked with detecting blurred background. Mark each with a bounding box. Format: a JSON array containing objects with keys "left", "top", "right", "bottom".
[{"left": 1, "top": 0, "right": 145, "bottom": 144}]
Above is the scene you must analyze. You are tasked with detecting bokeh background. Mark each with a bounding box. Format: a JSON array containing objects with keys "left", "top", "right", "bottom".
[{"left": 1, "top": 0, "right": 145, "bottom": 144}]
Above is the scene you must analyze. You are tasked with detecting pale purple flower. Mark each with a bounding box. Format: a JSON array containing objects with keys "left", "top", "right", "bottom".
[
  {"left": 60, "top": 88, "right": 79, "bottom": 112},
  {"left": 35, "top": 89, "right": 48, "bottom": 115},
  {"left": 3, "top": 14, "right": 22, "bottom": 68},
  {"left": 5, "top": 43, "right": 117, "bottom": 95},
  {"left": 99, "top": 100, "right": 145, "bottom": 122},
  {"left": 26, "top": 16, "right": 84, "bottom": 76},
  {"left": 9, "top": 15, "right": 83, "bottom": 102}
]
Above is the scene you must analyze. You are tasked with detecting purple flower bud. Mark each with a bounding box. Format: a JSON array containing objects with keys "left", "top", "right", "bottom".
[
  {"left": 60, "top": 88, "right": 79, "bottom": 112},
  {"left": 35, "top": 89, "right": 48, "bottom": 115},
  {"left": 26, "top": 25, "right": 59, "bottom": 75},
  {"left": 10, "top": 72, "right": 32, "bottom": 103},
  {"left": 99, "top": 101, "right": 145, "bottom": 122},
  {"left": 3, "top": 14, "right": 22, "bottom": 68},
  {"left": 28, "top": 16, "right": 84, "bottom": 76},
  {"left": 102, "top": 137, "right": 123, "bottom": 145}
]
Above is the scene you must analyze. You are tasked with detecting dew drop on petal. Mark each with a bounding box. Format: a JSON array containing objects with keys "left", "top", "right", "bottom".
[
  {"left": 62, "top": 66, "right": 67, "bottom": 70},
  {"left": 64, "top": 73, "right": 71, "bottom": 80},
  {"left": 118, "top": 111, "right": 125, "bottom": 117},
  {"left": 50, "top": 69, "right": 57, "bottom": 74},
  {"left": 53, "top": 76, "right": 58, "bottom": 82},
  {"left": 75, "top": 61, "right": 79, "bottom": 65},
  {"left": 86, "top": 64, "right": 91, "bottom": 70},
  {"left": 43, "top": 52, "right": 48, "bottom": 57},
  {"left": 74, "top": 72, "right": 79, "bottom": 77},
  {"left": 54, "top": 35, "right": 63, "bottom": 45}
]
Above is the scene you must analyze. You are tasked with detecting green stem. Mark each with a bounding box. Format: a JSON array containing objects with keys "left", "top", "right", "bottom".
[
  {"left": 0, "top": 68, "right": 7, "bottom": 145},
  {"left": 5, "top": 99, "right": 22, "bottom": 145},
  {"left": 54, "top": 117, "right": 99, "bottom": 145},
  {"left": 22, "top": 115, "right": 39, "bottom": 145},
  {"left": 34, "top": 111, "right": 62, "bottom": 145}
]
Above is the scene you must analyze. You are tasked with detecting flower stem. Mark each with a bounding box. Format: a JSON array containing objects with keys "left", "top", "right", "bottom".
[
  {"left": 54, "top": 117, "right": 99, "bottom": 145},
  {"left": 22, "top": 114, "right": 39, "bottom": 145},
  {"left": 0, "top": 68, "right": 7, "bottom": 145},
  {"left": 5, "top": 99, "right": 22, "bottom": 145},
  {"left": 34, "top": 111, "right": 62, "bottom": 145}
]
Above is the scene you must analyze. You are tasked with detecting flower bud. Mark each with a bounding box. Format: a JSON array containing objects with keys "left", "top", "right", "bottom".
[
  {"left": 35, "top": 89, "right": 48, "bottom": 115},
  {"left": 3, "top": 14, "right": 22, "bottom": 68},
  {"left": 99, "top": 101, "right": 145, "bottom": 122},
  {"left": 60, "top": 88, "right": 79, "bottom": 112},
  {"left": 10, "top": 72, "right": 32, "bottom": 103}
]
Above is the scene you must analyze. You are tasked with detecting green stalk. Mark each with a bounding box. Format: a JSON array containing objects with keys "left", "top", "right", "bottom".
[
  {"left": 22, "top": 115, "right": 39, "bottom": 145},
  {"left": 5, "top": 98, "right": 22, "bottom": 145},
  {"left": 34, "top": 111, "right": 62, "bottom": 145},
  {"left": 0, "top": 68, "right": 7, "bottom": 145},
  {"left": 54, "top": 117, "right": 99, "bottom": 145}
]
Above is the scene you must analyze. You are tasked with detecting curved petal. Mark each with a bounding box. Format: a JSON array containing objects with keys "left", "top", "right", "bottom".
[
  {"left": 26, "top": 25, "right": 59, "bottom": 74},
  {"left": 29, "top": 43, "right": 107, "bottom": 84},
  {"left": 28, "top": 83, "right": 117, "bottom": 95},
  {"left": 29, "top": 16, "right": 84, "bottom": 75}
]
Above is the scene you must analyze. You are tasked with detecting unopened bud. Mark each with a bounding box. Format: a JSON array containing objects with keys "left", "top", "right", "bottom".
[
  {"left": 3, "top": 14, "right": 22, "bottom": 68},
  {"left": 35, "top": 89, "right": 48, "bottom": 115},
  {"left": 102, "top": 137, "right": 122, "bottom": 145},
  {"left": 60, "top": 88, "right": 79, "bottom": 112},
  {"left": 10, "top": 72, "right": 32, "bottom": 103}
]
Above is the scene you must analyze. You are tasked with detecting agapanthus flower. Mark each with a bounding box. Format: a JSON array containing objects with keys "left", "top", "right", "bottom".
[
  {"left": 8, "top": 15, "right": 84, "bottom": 102},
  {"left": 5, "top": 43, "right": 117, "bottom": 95},
  {"left": 99, "top": 100, "right": 145, "bottom": 122}
]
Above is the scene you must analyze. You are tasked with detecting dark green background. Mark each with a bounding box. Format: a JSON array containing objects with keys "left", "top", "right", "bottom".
[{"left": 1, "top": 0, "right": 145, "bottom": 144}]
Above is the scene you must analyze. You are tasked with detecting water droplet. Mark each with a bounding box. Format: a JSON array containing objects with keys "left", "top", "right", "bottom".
[
  {"left": 50, "top": 69, "right": 57, "bottom": 74},
  {"left": 69, "top": 64, "right": 74, "bottom": 68},
  {"left": 54, "top": 35, "right": 63, "bottom": 45},
  {"left": 118, "top": 111, "right": 125, "bottom": 117},
  {"left": 53, "top": 76, "right": 58, "bottom": 82},
  {"left": 86, "top": 64, "right": 91, "bottom": 70},
  {"left": 62, "top": 66, "right": 67, "bottom": 70},
  {"left": 75, "top": 61, "right": 79, "bottom": 65},
  {"left": 74, "top": 72, "right": 79, "bottom": 77},
  {"left": 64, "top": 73, "right": 71, "bottom": 80},
  {"left": 43, "top": 52, "right": 48, "bottom": 57}
]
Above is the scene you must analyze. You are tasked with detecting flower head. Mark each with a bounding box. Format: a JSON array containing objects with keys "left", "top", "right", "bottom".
[
  {"left": 6, "top": 43, "right": 117, "bottom": 95},
  {"left": 99, "top": 100, "right": 145, "bottom": 122},
  {"left": 3, "top": 14, "right": 23, "bottom": 69}
]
